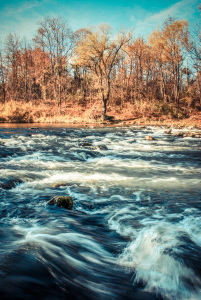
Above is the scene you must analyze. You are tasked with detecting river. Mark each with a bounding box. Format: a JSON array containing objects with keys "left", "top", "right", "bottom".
[{"left": 0, "top": 125, "right": 201, "bottom": 300}]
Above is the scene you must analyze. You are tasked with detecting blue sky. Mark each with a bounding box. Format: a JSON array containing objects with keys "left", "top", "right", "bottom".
[{"left": 0, "top": 0, "right": 200, "bottom": 43}]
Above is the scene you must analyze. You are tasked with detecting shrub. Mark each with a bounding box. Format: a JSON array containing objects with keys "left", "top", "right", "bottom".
[{"left": 10, "top": 108, "right": 33, "bottom": 123}]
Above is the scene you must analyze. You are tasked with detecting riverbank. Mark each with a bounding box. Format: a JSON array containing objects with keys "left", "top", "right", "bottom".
[{"left": 0, "top": 99, "right": 201, "bottom": 128}]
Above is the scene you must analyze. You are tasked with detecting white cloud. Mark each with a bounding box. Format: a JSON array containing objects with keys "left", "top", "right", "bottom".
[
  {"left": 0, "top": 0, "right": 199, "bottom": 44},
  {"left": 4, "top": 0, "right": 42, "bottom": 15},
  {"left": 133, "top": 0, "right": 199, "bottom": 36},
  {"left": 0, "top": 0, "right": 49, "bottom": 42}
]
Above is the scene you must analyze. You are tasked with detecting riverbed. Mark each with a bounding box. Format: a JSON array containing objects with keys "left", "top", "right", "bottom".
[{"left": 0, "top": 125, "right": 201, "bottom": 300}]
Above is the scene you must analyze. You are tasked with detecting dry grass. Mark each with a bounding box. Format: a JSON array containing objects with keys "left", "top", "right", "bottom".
[{"left": 0, "top": 99, "right": 201, "bottom": 127}]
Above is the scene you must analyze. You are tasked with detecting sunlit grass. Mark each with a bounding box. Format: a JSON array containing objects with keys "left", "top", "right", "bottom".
[{"left": 0, "top": 99, "right": 200, "bottom": 127}]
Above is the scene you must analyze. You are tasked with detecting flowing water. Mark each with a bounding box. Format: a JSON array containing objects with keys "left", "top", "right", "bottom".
[{"left": 0, "top": 124, "right": 201, "bottom": 300}]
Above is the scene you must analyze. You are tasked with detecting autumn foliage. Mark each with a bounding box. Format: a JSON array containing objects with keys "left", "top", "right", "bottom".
[{"left": 0, "top": 15, "right": 201, "bottom": 124}]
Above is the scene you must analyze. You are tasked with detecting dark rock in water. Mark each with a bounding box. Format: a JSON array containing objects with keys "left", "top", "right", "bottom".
[
  {"left": 189, "top": 133, "right": 195, "bottom": 137},
  {"left": 145, "top": 135, "right": 155, "bottom": 141},
  {"left": 183, "top": 132, "right": 196, "bottom": 138},
  {"left": 0, "top": 166, "right": 5, "bottom": 169},
  {"left": 173, "top": 132, "right": 183, "bottom": 137},
  {"left": 82, "top": 142, "right": 93, "bottom": 147},
  {"left": 98, "top": 145, "right": 108, "bottom": 150},
  {"left": 0, "top": 179, "right": 23, "bottom": 189},
  {"left": 52, "top": 183, "right": 72, "bottom": 188},
  {"left": 48, "top": 196, "right": 73, "bottom": 209}
]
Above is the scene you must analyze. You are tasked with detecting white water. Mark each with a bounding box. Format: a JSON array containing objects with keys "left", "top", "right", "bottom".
[{"left": 0, "top": 125, "right": 201, "bottom": 300}]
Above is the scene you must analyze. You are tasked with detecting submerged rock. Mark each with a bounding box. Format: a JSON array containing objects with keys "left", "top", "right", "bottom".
[
  {"left": 98, "top": 145, "right": 108, "bottom": 150},
  {"left": 48, "top": 196, "right": 73, "bottom": 209},
  {"left": 82, "top": 142, "right": 93, "bottom": 147},
  {"left": 82, "top": 201, "right": 96, "bottom": 209},
  {"left": 0, "top": 179, "right": 23, "bottom": 189},
  {"left": 183, "top": 132, "right": 195, "bottom": 138},
  {"left": 145, "top": 135, "right": 155, "bottom": 141},
  {"left": 81, "top": 142, "right": 108, "bottom": 151},
  {"left": 173, "top": 132, "right": 183, "bottom": 137},
  {"left": 52, "top": 183, "right": 72, "bottom": 188}
]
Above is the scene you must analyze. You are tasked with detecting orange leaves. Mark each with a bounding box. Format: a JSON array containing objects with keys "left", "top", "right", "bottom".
[{"left": 149, "top": 19, "right": 189, "bottom": 63}]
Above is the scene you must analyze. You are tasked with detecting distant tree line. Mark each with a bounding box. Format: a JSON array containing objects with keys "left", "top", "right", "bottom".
[{"left": 0, "top": 12, "right": 201, "bottom": 120}]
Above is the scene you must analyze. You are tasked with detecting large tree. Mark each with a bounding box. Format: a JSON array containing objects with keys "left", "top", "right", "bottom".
[
  {"left": 73, "top": 24, "right": 130, "bottom": 119},
  {"left": 33, "top": 16, "right": 74, "bottom": 113}
]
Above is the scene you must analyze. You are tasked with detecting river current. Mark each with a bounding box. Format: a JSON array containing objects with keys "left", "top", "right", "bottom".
[{"left": 0, "top": 125, "right": 201, "bottom": 300}]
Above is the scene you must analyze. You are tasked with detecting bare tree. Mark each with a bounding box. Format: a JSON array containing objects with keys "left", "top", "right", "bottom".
[
  {"left": 0, "top": 50, "right": 6, "bottom": 102},
  {"left": 33, "top": 16, "right": 74, "bottom": 113},
  {"left": 4, "top": 33, "right": 21, "bottom": 100}
]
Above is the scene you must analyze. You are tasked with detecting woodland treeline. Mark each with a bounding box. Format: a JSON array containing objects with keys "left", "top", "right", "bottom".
[{"left": 0, "top": 13, "right": 201, "bottom": 120}]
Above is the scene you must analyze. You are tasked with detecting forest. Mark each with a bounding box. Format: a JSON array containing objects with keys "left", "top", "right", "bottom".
[{"left": 0, "top": 12, "right": 201, "bottom": 124}]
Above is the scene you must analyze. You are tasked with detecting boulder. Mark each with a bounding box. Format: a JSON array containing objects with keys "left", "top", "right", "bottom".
[
  {"left": 195, "top": 135, "right": 200, "bottom": 138},
  {"left": 48, "top": 196, "right": 73, "bottom": 209},
  {"left": 145, "top": 135, "right": 155, "bottom": 141}
]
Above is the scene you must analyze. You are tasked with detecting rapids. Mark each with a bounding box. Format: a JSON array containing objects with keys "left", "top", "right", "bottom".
[{"left": 0, "top": 125, "right": 201, "bottom": 300}]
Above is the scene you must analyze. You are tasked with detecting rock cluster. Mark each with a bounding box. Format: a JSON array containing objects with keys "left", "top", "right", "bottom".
[
  {"left": 173, "top": 132, "right": 183, "bottom": 137},
  {"left": 164, "top": 129, "right": 201, "bottom": 138}
]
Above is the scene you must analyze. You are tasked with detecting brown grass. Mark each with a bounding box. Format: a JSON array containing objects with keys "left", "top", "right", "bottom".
[{"left": 0, "top": 99, "right": 201, "bottom": 128}]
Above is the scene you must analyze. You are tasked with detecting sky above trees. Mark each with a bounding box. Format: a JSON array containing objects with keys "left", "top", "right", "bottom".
[{"left": 0, "top": 0, "right": 199, "bottom": 43}]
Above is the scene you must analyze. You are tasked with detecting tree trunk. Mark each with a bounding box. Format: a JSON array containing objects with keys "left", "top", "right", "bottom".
[
  {"left": 59, "top": 84, "right": 61, "bottom": 114},
  {"left": 3, "top": 84, "right": 6, "bottom": 103},
  {"left": 102, "top": 95, "right": 107, "bottom": 120}
]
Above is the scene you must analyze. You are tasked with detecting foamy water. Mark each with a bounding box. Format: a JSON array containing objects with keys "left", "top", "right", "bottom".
[{"left": 0, "top": 125, "right": 201, "bottom": 300}]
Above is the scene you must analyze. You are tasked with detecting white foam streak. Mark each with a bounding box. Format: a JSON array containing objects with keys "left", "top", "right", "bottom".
[{"left": 117, "top": 223, "right": 201, "bottom": 300}]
